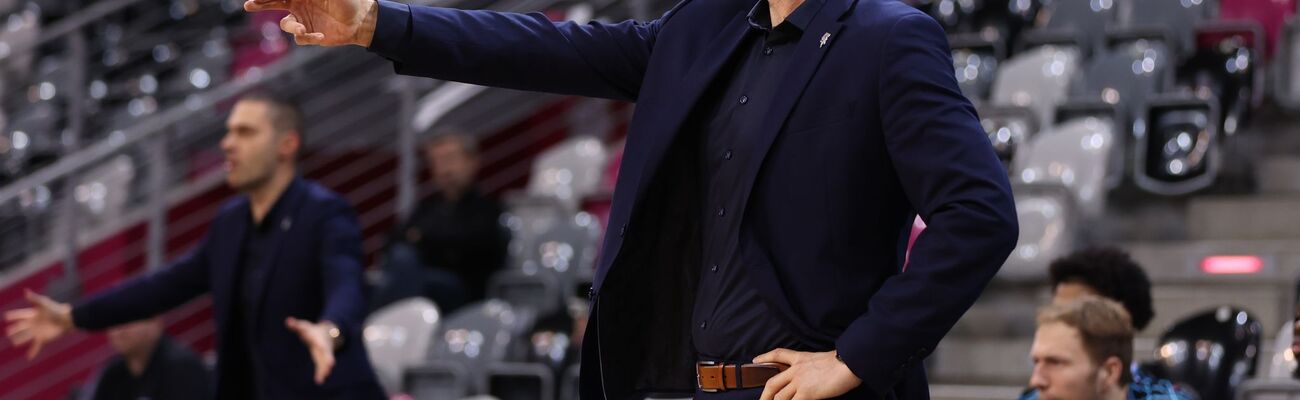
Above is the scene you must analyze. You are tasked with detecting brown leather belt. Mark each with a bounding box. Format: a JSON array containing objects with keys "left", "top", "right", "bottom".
[{"left": 696, "top": 361, "right": 788, "bottom": 392}]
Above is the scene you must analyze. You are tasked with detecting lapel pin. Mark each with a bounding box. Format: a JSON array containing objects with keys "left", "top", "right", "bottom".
[
  {"left": 281, "top": 217, "right": 292, "bottom": 231},
  {"left": 820, "top": 32, "right": 831, "bottom": 48}
]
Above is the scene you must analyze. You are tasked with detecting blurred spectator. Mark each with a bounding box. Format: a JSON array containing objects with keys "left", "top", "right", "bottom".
[
  {"left": 79, "top": 318, "right": 210, "bottom": 400},
  {"left": 1022, "top": 297, "right": 1192, "bottom": 400},
  {"left": 1049, "top": 247, "right": 1156, "bottom": 331},
  {"left": 372, "top": 132, "right": 509, "bottom": 315}
]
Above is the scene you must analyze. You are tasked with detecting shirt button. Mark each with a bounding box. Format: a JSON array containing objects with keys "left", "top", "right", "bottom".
[
  {"left": 711, "top": 264, "right": 719, "bottom": 272},
  {"left": 763, "top": 47, "right": 773, "bottom": 55},
  {"left": 700, "top": 321, "right": 708, "bottom": 329},
  {"left": 716, "top": 207, "right": 726, "bottom": 217},
  {"left": 723, "top": 149, "right": 733, "bottom": 160},
  {"left": 739, "top": 95, "right": 749, "bottom": 105}
]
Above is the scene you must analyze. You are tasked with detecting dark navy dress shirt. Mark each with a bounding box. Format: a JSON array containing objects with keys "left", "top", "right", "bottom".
[{"left": 691, "top": 0, "right": 826, "bottom": 363}]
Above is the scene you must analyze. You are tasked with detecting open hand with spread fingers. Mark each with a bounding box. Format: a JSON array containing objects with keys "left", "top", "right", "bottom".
[
  {"left": 285, "top": 317, "right": 340, "bottom": 385},
  {"left": 244, "top": 0, "right": 379, "bottom": 47},
  {"left": 4, "top": 289, "right": 75, "bottom": 360}
]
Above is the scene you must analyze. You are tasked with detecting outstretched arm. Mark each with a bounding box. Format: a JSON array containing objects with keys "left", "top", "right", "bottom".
[
  {"left": 5, "top": 233, "right": 214, "bottom": 359},
  {"left": 247, "top": 0, "right": 685, "bottom": 100}
]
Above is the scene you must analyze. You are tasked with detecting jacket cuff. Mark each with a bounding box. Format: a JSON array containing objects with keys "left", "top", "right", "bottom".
[
  {"left": 366, "top": 0, "right": 412, "bottom": 64},
  {"left": 835, "top": 316, "right": 933, "bottom": 396},
  {"left": 70, "top": 303, "right": 99, "bottom": 330}
]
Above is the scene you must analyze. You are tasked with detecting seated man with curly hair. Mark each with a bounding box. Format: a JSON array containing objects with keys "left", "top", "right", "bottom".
[{"left": 1048, "top": 247, "right": 1156, "bottom": 332}]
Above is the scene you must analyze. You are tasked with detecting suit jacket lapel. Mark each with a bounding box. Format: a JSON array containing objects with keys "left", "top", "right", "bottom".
[
  {"left": 593, "top": 9, "right": 753, "bottom": 290},
  {"left": 736, "top": 0, "right": 853, "bottom": 218},
  {"left": 622, "top": 10, "right": 754, "bottom": 212}
]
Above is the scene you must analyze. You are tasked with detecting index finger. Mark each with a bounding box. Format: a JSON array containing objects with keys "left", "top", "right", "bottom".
[
  {"left": 244, "top": 0, "right": 290, "bottom": 12},
  {"left": 5, "top": 308, "right": 35, "bottom": 321},
  {"left": 754, "top": 348, "right": 797, "bottom": 365},
  {"left": 759, "top": 369, "right": 794, "bottom": 400}
]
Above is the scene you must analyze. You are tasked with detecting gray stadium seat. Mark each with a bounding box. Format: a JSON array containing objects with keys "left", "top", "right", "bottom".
[
  {"left": 73, "top": 154, "right": 135, "bottom": 222},
  {"left": 990, "top": 45, "right": 1083, "bottom": 132},
  {"left": 1266, "top": 320, "right": 1295, "bottom": 379},
  {"left": 526, "top": 136, "right": 608, "bottom": 211},
  {"left": 406, "top": 300, "right": 536, "bottom": 397},
  {"left": 1000, "top": 183, "right": 1078, "bottom": 280},
  {"left": 1113, "top": 0, "right": 1216, "bottom": 59},
  {"left": 487, "top": 362, "right": 556, "bottom": 400},
  {"left": 1070, "top": 39, "right": 1171, "bottom": 126},
  {"left": 364, "top": 297, "right": 440, "bottom": 396},
  {"left": 488, "top": 268, "right": 563, "bottom": 317},
  {"left": 559, "top": 364, "right": 580, "bottom": 400},
  {"left": 950, "top": 33, "right": 1001, "bottom": 104},
  {"left": 502, "top": 200, "right": 601, "bottom": 301},
  {"left": 1013, "top": 115, "right": 1117, "bottom": 217},
  {"left": 1030, "top": 0, "right": 1119, "bottom": 57},
  {"left": 524, "top": 212, "right": 599, "bottom": 292},
  {"left": 0, "top": 3, "right": 40, "bottom": 93},
  {"left": 978, "top": 106, "right": 1038, "bottom": 169},
  {"left": 6, "top": 101, "right": 61, "bottom": 163},
  {"left": 1277, "top": 19, "right": 1300, "bottom": 111}
]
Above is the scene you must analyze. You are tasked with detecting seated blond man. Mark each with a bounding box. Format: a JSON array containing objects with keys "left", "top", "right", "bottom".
[{"left": 1022, "top": 297, "right": 1193, "bottom": 400}]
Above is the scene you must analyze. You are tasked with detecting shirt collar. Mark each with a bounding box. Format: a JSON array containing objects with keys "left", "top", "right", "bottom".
[
  {"left": 746, "top": 0, "right": 825, "bottom": 33},
  {"left": 251, "top": 177, "right": 300, "bottom": 231}
]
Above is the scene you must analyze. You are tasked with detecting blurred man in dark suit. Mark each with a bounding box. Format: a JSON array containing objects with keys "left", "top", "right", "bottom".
[{"left": 6, "top": 92, "right": 384, "bottom": 399}]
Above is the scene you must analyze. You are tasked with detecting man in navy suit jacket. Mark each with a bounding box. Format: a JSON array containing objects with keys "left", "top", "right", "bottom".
[
  {"left": 5, "top": 93, "right": 385, "bottom": 399},
  {"left": 246, "top": 0, "right": 1020, "bottom": 398}
]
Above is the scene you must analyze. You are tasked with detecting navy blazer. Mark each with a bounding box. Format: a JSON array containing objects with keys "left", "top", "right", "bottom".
[
  {"left": 72, "top": 178, "right": 384, "bottom": 399},
  {"left": 368, "top": 0, "right": 1019, "bottom": 397}
]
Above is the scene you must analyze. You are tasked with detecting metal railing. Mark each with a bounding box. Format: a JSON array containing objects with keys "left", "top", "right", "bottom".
[{"left": 0, "top": 0, "right": 656, "bottom": 396}]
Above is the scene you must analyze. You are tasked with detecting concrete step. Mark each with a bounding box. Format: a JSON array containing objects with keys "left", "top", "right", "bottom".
[
  {"left": 956, "top": 277, "right": 1287, "bottom": 339},
  {"left": 931, "top": 337, "right": 1032, "bottom": 386},
  {"left": 1259, "top": 157, "right": 1300, "bottom": 195},
  {"left": 1123, "top": 239, "right": 1300, "bottom": 280},
  {"left": 930, "top": 336, "right": 1288, "bottom": 387},
  {"left": 962, "top": 240, "right": 1300, "bottom": 341},
  {"left": 930, "top": 384, "right": 1026, "bottom": 400},
  {"left": 1187, "top": 196, "right": 1300, "bottom": 240}
]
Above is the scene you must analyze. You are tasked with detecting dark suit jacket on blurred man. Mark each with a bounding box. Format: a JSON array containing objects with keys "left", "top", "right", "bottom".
[{"left": 71, "top": 177, "right": 384, "bottom": 398}]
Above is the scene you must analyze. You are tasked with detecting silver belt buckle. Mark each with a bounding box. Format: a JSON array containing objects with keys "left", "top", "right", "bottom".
[{"left": 696, "top": 361, "right": 723, "bottom": 393}]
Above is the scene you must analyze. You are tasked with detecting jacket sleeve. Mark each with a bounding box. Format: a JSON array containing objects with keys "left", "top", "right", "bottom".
[
  {"left": 316, "top": 199, "right": 368, "bottom": 346},
  {"left": 833, "top": 13, "right": 1019, "bottom": 395},
  {"left": 71, "top": 233, "right": 214, "bottom": 330},
  {"left": 366, "top": 0, "right": 689, "bottom": 101}
]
